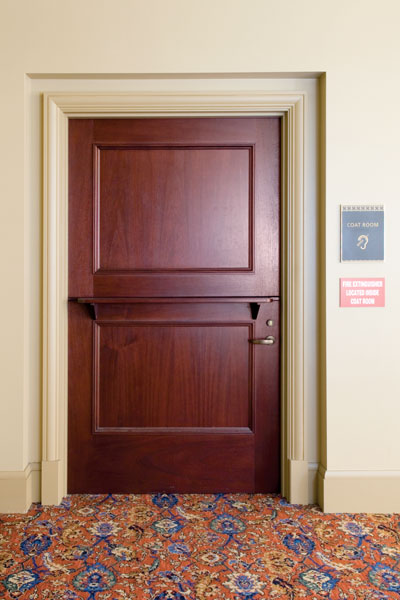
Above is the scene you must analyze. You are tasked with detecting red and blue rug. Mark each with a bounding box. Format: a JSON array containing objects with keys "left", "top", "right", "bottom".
[{"left": 1, "top": 494, "right": 399, "bottom": 598}]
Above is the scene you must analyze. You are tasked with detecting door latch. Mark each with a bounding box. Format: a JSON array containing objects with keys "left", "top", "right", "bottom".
[{"left": 249, "top": 335, "right": 275, "bottom": 345}]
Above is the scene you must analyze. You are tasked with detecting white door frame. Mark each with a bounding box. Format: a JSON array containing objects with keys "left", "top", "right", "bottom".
[{"left": 42, "top": 91, "right": 307, "bottom": 504}]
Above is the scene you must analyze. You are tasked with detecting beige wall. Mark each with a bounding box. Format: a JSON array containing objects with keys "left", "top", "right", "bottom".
[{"left": 1, "top": 0, "right": 400, "bottom": 511}]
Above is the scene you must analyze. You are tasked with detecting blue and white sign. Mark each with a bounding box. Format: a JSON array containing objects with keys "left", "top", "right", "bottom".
[{"left": 341, "top": 205, "right": 384, "bottom": 261}]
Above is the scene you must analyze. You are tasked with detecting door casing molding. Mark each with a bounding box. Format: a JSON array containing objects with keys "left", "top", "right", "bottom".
[{"left": 42, "top": 91, "right": 307, "bottom": 504}]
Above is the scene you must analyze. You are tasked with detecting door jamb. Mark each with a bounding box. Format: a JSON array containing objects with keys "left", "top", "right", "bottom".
[{"left": 42, "top": 91, "right": 307, "bottom": 504}]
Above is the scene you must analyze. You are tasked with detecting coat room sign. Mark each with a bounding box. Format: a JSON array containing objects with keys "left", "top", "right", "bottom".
[{"left": 341, "top": 205, "right": 384, "bottom": 261}]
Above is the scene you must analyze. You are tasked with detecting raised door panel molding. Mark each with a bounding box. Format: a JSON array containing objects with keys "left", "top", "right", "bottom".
[
  {"left": 93, "top": 322, "right": 253, "bottom": 433},
  {"left": 94, "top": 144, "right": 253, "bottom": 273}
]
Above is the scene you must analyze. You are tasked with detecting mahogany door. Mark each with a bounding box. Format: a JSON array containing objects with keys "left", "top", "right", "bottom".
[{"left": 68, "top": 117, "right": 280, "bottom": 493}]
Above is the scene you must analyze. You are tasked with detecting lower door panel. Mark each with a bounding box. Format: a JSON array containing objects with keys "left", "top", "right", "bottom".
[{"left": 68, "top": 300, "right": 280, "bottom": 493}]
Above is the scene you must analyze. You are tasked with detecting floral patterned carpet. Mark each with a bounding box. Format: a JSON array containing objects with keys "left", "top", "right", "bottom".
[{"left": 1, "top": 494, "right": 400, "bottom": 599}]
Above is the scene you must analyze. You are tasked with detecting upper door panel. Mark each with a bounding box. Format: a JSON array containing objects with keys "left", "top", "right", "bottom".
[{"left": 68, "top": 118, "right": 280, "bottom": 298}]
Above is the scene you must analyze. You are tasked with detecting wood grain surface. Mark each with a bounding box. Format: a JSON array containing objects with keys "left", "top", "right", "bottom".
[{"left": 68, "top": 117, "right": 280, "bottom": 493}]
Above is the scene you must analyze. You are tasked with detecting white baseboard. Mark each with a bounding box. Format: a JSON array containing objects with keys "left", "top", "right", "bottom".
[
  {"left": 318, "top": 466, "right": 400, "bottom": 513},
  {"left": 7, "top": 461, "right": 396, "bottom": 514},
  {"left": 0, "top": 462, "right": 40, "bottom": 513}
]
